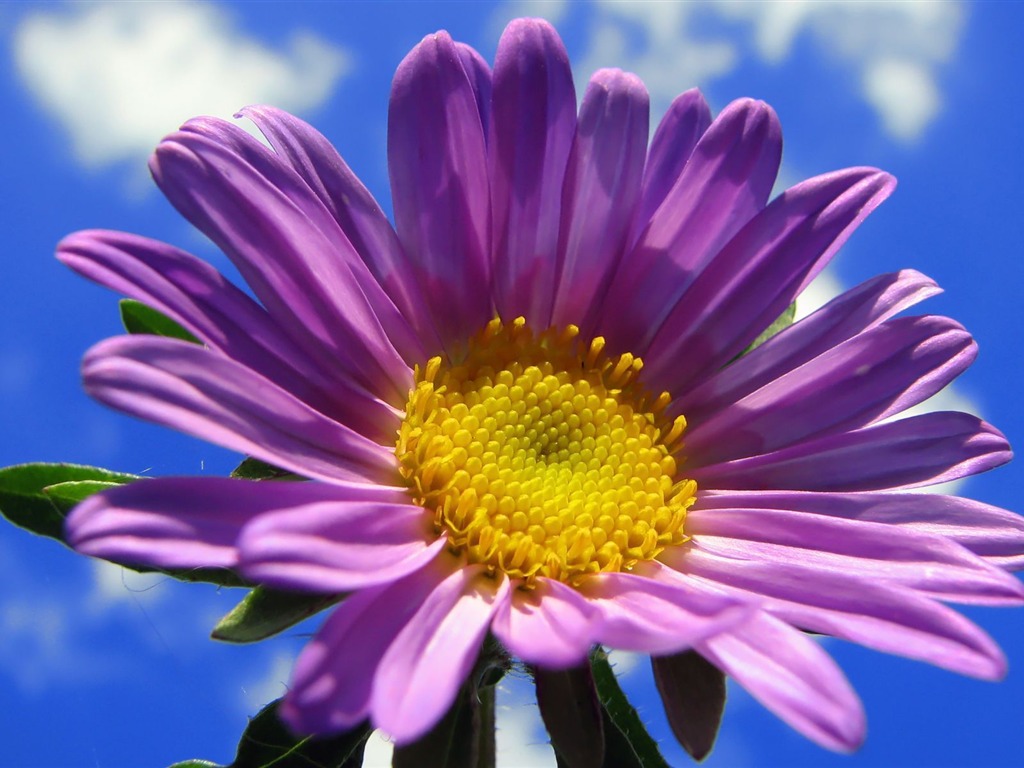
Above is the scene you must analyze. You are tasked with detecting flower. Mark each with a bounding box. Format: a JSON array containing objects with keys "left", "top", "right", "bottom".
[{"left": 60, "top": 16, "right": 1023, "bottom": 756}]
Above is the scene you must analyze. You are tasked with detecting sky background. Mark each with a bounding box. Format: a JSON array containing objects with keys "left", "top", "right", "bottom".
[{"left": 1, "top": 1, "right": 1023, "bottom": 766}]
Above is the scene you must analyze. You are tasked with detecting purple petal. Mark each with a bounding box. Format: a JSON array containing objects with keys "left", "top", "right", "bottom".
[
  {"left": 686, "top": 505, "right": 1024, "bottom": 604},
  {"left": 57, "top": 229, "right": 395, "bottom": 442},
  {"left": 673, "top": 547, "right": 1008, "bottom": 679},
  {"left": 237, "top": 105, "right": 444, "bottom": 356},
  {"left": 550, "top": 68, "right": 649, "bottom": 336},
  {"left": 685, "top": 315, "right": 977, "bottom": 466},
  {"left": 699, "top": 489, "right": 1024, "bottom": 571},
  {"left": 280, "top": 563, "right": 449, "bottom": 735},
  {"left": 65, "top": 476, "right": 402, "bottom": 570},
  {"left": 388, "top": 30, "right": 491, "bottom": 353},
  {"left": 237, "top": 502, "right": 444, "bottom": 592},
  {"left": 150, "top": 121, "right": 413, "bottom": 403},
  {"left": 83, "top": 336, "right": 397, "bottom": 485},
  {"left": 644, "top": 168, "right": 896, "bottom": 393},
  {"left": 692, "top": 411, "right": 1011, "bottom": 492},
  {"left": 371, "top": 565, "right": 510, "bottom": 744},
  {"left": 675, "top": 269, "right": 942, "bottom": 422},
  {"left": 492, "top": 577, "right": 598, "bottom": 667},
  {"left": 698, "top": 612, "right": 865, "bottom": 752},
  {"left": 630, "top": 88, "right": 712, "bottom": 246},
  {"left": 489, "top": 18, "right": 576, "bottom": 327},
  {"left": 576, "top": 565, "right": 754, "bottom": 655},
  {"left": 602, "top": 98, "right": 781, "bottom": 354},
  {"left": 455, "top": 43, "right": 492, "bottom": 138}
]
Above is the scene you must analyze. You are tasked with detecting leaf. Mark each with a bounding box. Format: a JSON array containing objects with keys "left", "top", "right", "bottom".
[
  {"left": 212, "top": 586, "right": 343, "bottom": 644},
  {"left": 535, "top": 664, "right": 605, "bottom": 768},
  {"left": 43, "top": 480, "right": 124, "bottom": 515},
  {"left": 741, "top": 300, "right": 797, "bottom": 356},
  {"left": 170, "top": 698, "right": 371, "bottom": 768},
  {"left": 120, "top": 299, "right": 200, "bottom": 343},
  {"left": 590, "top": 648, "right": 671, "bottom": 768},
  {"left": 0, "top": 462, "right": 139, "bottom": 541},
  {"left": 231, "top": 457, "right": 303, "bottom": 482}
]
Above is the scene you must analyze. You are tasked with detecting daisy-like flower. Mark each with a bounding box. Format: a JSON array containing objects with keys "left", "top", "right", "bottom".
[{"left": 61, "top": 17, "right": 1023, "bottom": 757}]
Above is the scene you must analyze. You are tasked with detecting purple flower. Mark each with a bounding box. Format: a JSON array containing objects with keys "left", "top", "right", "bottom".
[{"left": 60, "top": 17, "right": 1023, "bottom": 755}]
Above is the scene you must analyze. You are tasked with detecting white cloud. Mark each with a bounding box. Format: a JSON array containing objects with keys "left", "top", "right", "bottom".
[
  {"left": 13, "top": 1, "right": 351, "bottom": 171},
  {"left": 238, "top": 650, "right": 295, "bottom": 715},
  {"left": 89, "top": 560, "right": 168, "bottom": 614},
  {"left": 863, "top": 57, "right": 941, "bottom": 141}
]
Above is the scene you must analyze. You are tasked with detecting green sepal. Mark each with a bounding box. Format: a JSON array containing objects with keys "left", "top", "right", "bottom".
[
  {"left": 651, "top": 650, "right": 727, "bottom": 762},
  {"left": 741, "top": 300, "right": 797, "bottom": 356},
  {"left": 230, "top": 457, "right": 303, "bottom": 482},
  {"left": 590, "top": 648, "right": 671, "bottom": 768},
  {"left": 169, "top": 698, "right": 371, "bottom": 768},
  {"left": 535, "top": 663, "right": 605, "bottom": 768},
  {"left": 120, "top": 299, "right": 200, "bottom": 343},
  {"left": 0, "top": 462, "right": 139, "bottom": 541},
  {"left": 212, "top": 586, "right": 344, "bottom": 644}
]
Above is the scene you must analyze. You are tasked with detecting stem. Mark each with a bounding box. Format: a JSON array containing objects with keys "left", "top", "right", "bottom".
[{"left": 477, "top": 682, "right": 497, "bottom": 768}]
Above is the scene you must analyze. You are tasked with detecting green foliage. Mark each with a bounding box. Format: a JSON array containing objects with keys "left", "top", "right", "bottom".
[
  {"left": 741, "top": 300, "right": 797, "bottom": 356},
  {"left": 230, "top": 457, "right": 303, "bottom": 482},
  {"left": 120, "top": 299, "right": 200, "bottom": 343},
  {"left": 212, "top": 586, "right": 343, "bottom": 644}
]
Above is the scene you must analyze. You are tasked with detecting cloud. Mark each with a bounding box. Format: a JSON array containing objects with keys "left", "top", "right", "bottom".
[{"left": 13, "top": 1, "right": 351, "bottom": 171}]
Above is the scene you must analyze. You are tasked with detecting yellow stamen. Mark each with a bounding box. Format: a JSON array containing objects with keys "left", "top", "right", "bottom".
[{"left": 395, "top": 318, "right": 696, "bottom": 586}]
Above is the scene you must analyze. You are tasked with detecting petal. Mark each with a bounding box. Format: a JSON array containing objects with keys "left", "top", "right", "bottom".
[
  {"left": 57, "top": 229, "right": 394, "bottom": 442},
  {"left": 644, "top": 168, "right": 896, "bottom": 393},
  {"left": 630, "top": 88, "right": 712, "bottom": 246},
  {"left": 685, "top": 315, "right": 977, "bottom": 465},
  {"left": 697, "top": 612, "right": 865, "bottom": 752},
  {"left": 237, "top": 105, "right": 444, "bottom": 356},
  {"left": 675, "top": 269, "right": 942, "bottom": 422},
  {"left": 603, "top": 98, "right": 781, "bottom": 353},
  {"left": 492, "top": 577, "right": 598, "bottom": 667},
  {"left": 280, "top": 564, "right": 449, "bottom": 735},
  {"left": 237, "top": 502, "right": 445, "bottom": 592},
  {"left": 83, "top": 336, "right": 397, "bottom": 485},
  {"left": 455, "top": 42, "right": 492, "bottom": 138},
  {"left": 576, "top": 566, "right": 754, "bottom": 655},
  {"left": 65, "top": 476, "right": 401, "bottom": 570},
  {"left": 371, "top": 565, "right": 510, "bottom": 744},
  {"left": 550, "top": 68, "right": 649, "bottom": 336},
  {"left": 388, "top": 30, "right": 491, "bottom": 353},
  {"left": 692, "top": 411, "right": 1012, "bottom": 492},
  {"left": 150, "top": 121, "right": 413, "bottom": 402},
  {"left": 699, "top": 490, "right": 1024, "bottom": 570},
  {"left": 685, "top": 505, "right": 1024, "bottom": 604},
  {"left": 673, "top": 547, "right": 1008, "bottom": 679},
  {"left": 489, "top": 18, "right": 576, "bottom": 327}
]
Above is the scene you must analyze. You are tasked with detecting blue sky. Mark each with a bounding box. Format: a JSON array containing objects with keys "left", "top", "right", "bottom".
[{"left": 1, "top": 1, "right": 1023, "bottom": 766}]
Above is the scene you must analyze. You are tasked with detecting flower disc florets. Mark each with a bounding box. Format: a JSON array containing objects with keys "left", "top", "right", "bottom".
[{"left": 396, "top": 317, "right": 696, "bottom": 585}]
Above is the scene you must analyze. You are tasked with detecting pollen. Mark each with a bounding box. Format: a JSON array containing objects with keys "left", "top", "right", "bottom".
[{"left": 395, "top": 317, "right": 696, "bottom": 586}]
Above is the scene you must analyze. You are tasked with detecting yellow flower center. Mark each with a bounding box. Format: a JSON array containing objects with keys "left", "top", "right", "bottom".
[{"left": 395, "top": 317, "right": 696, "bottom": 586}]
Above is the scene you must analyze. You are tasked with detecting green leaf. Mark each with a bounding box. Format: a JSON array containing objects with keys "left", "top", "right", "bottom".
[
  {"left": 212, "top": 586, "right": 343, "bottom": 644},
  {"left": 171, "top": 699, "right": 371, "bottom": 768},
  {"left": 230, "top": 457, "right": 303, "bottom": 482},
  {"left": 742, "top": 300, "right": 797, "bottom": 356},
  {"left": 0, "top": 462, "right": 139, "bottom": 541},
  {"left": 590, "top": 648, "right": 671, "bottom": 768},
  {"left": 120, "top": 299, "right": 201, "bottom": 343}
]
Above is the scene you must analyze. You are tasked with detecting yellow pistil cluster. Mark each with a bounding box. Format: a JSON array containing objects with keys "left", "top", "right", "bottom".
[{"left": 395, "top": 317, "right": 696, "bottom": 586}]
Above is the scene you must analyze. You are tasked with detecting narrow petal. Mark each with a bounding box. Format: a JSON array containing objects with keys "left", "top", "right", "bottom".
[
  {"left": 577, "top": 566, "right": 754, "bottom": 655},
  {"left": 280, "top": 563, "right": 449, "bottom": 735},
  {"left": 692, "top": 411, "right": 1011, "bottom": 492},
  {"left": 631, "top": 88, "right": 712, "bottom": 246},
  {"left": 65, "top": 476, "right": 402, "bottom": 570},
  {"left": 675, "top": 269, "right": 942, "bottom": 422},
  {"left": 698, "top": 612, "right": 865, "bottom": 752},
  {"left": 238, "top": 502, "right": 444, "bottom": 592},
  {"left": 83, "top": 336, "right": 397, "bottom": 485},
  {"left": 603, "top": 98, "right": 781, "bottom": 353},
  {"left": 492, "top": 578, "right": 598, "bottom": 667},
  {"left": 57, "top": 229, "right": 394, "bottom": 442},
  {"left": 673, "top": 547, "right": 1008, "bottom": 679},
  {"left": 238, "top": 105, "right": 444, "bottom": 355},
  {"left": 550, "top": 68, "right": 649, "bottom": 336},
  {"left": 372, "top": 565, "right": 510, "bottom": 744},
  {"left": 685, "top": 315, "right": 977, "bottom": 465},
  {"left": 489, "top": 18, "right": 576, "bottom": 327},
  {"left": 644, "top": 168, "right": 896, "bottom": 393},
  {"left": 151, "top": 122, "right": 413, "bottom": 402},
  {"left": 699, "top": 489, "right": 1024, "bottom": 570},
  {"left": 389, "top": 30, "right": 491, "bottom": 353},
  {"left": 455, "top": 43, "right": 492, "bottom": 138},
  {"left": 686, "top": 506, "right": 1024, "bottom": 604}
]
